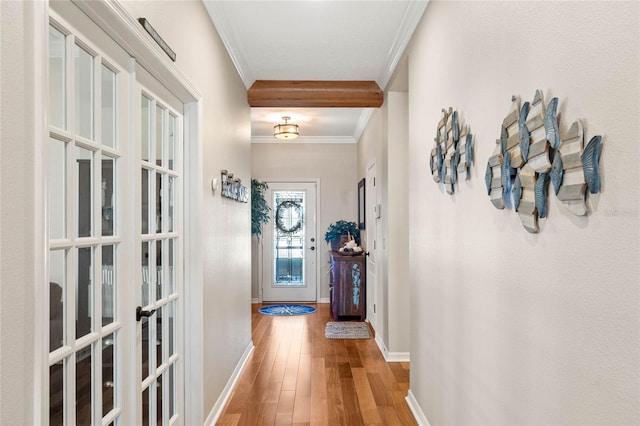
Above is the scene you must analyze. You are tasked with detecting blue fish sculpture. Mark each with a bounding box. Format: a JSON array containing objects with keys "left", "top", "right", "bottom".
[
  {"left": 519, "top": 101, "right": 531, "bottom": 162},
  {"left": 485, "top": 163, "right": 493, "bottom": 196},
  {"left": 519, "top": 101, "right": 530, "bottom": 128},
  {"left": 544, "top": 97, "right": 560, "bottom": 149},
  {"left": 582, "top": 135, "right": 602, "bottom": 194},
  {"left": 437, "top": 144, "right": 444, "bottom": 182},
  {"left": 452, "top": 151, "right": 460, "bottom": 186},
  {"left": 452, "top": 111, "right": 459, "bottom": 146},
  {"left": 512, "top": 175, "right": 523, "bottom": 211},
  {"left": 501, "top": 125, "right": 509, "bottom": 154},
  {"left": 501, "top": 153, "right": 513, "bottom": 209},
  {"left": 465, "top": 133, "right": 473, "bottom": 178},
  {"left": 535, "top": 172, "right": 549, "bottom": 218},
  {"left": 550, "top": 152, "right": 564, "bottom": 195}
]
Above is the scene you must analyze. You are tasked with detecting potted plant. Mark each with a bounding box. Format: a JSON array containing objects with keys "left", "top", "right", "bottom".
[
  {"left": 324, "top": 220, "right": 360, "bottom": 252},
  {"left": 251, "top": 179, "right": 270, "bottom": 238}
]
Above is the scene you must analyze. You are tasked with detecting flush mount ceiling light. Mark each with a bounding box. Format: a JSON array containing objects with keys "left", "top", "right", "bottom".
[{"left": 273, "top": 116, "right": 299, "bottom": 140}]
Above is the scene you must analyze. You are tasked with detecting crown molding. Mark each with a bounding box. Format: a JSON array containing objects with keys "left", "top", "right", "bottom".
[
  {"left": 202, "top": 1, "right": 254, "bottom": 89},
  {"left": 353, "top": 108, "right": 374, "bottom": 143},
  {"left": 377, "top": 0, "right": 429, "bottom": 90}
]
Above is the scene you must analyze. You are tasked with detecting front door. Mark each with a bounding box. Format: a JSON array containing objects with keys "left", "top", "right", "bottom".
[{"left": 262, "top": 182, "right": 318, "bottom": 302}]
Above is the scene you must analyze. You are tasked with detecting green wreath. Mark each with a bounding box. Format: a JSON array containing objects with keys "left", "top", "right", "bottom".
[{"left": 275, "top": 200, "right": 303, "bottom": 234}]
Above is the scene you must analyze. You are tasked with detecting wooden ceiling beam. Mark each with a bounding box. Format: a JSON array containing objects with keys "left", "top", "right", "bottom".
[{"left": 247, "top": 80, "right": 383, "bottom": 108}]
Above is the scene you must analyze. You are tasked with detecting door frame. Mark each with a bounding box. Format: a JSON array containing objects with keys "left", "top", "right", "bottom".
[
  {"left": 365, "top": 160, "right": 379, "bottom": 332},
  {"left": 35, "top": 1, "right": 205, "bottom": 424},
  {"left": 254, "top": 177, "right": 322, "bottom": 303}
]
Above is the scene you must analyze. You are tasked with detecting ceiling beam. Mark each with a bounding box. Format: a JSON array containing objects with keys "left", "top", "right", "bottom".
[{"left": 247, "top": 80, "right": 383, "bottom": 108}]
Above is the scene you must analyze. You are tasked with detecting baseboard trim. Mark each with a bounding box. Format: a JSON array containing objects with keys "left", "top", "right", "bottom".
[
  {"left": 373, "top": 333, "right": 410, "bottom": 362},
  {"left": 203, "top": 341, "right": 255, "bottom": 426},
  {"left": 251, "top": 298, "right": 261, "bottom": 304},
  {"left": 405, "top": 389, "right": 431, "bottom": 426},
  {"left": 386, "top": 351, "right": 410, "bottom": 362},
  {"left": 319, "top": 297, "right": 330, "bottom": 304},
  {"left": 375, "top": 334, "right": 389, "bottom": 359}
]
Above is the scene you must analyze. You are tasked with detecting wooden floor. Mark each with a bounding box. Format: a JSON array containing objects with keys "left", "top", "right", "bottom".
[{"left": 216, "top": 304, "right": 417, "bottom": 426}]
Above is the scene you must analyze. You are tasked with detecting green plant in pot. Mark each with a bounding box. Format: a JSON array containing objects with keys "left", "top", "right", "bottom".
[
  {"left": 251, "top": 179, "right": 270, "bottom": 238},
  {"left": 324, "top": 220, "right": 360, "bottom": 252}
]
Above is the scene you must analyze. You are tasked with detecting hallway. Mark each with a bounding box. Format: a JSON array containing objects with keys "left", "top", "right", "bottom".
[{"left": 216, "top": 304, "right": 416, "bottom": 425}]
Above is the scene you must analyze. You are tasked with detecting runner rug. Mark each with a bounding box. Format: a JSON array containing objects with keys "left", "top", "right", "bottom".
[{"left": 325, "top": 321, "right": 371, "bottom": 339}]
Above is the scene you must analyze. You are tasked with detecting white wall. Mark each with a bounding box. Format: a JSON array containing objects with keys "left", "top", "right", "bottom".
[
  {"left": 386, "top": 91, "right": 410, "bottom": 356},
  {"left": 251, "top": 142, "right": 358, "bottom": 301},
  {"left": 120, "top": 1, "right": 253, "bottom": 420},
  {"left": 406, "top": 1, "right": 639, "bottom": 424},
  {"left": 357, "top": 108, "right": 386, "bottom": 335},
  {"left": 357, "top": 90, "right": 411, "bottom": 358},
  {"left": 0, "top": 1, "right": 40, "bottom": 424}
]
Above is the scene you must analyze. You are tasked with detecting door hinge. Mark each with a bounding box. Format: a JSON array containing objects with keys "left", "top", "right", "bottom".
[{"left": 374, "top": 304, "right": 376, "bottom": 313}]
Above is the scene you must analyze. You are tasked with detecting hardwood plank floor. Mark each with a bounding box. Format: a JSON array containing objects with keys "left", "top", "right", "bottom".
[{"left": 216, "top": 304, "right": 417, "bottom": 426}]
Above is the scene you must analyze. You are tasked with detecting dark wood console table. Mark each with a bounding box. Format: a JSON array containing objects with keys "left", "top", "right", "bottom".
[{"left": 329, "top": 252, "right": 366, "bottom": 320}]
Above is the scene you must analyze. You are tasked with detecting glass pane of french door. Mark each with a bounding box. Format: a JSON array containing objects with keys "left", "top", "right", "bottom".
[
  {"left": 47, "top": 17, "right": 125, "bottom": 426},
  {"left": 137, "top": 87, "right": 182, "bottom": 426}
]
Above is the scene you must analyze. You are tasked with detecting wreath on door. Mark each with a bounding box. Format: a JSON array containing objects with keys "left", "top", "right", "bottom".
[{"left": 275, "top": 200, "right": 303, "bottom": 234}]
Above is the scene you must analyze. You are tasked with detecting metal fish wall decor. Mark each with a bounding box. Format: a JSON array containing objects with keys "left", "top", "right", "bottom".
[
  {"left": 484, "top": 90, "right": 603, "bottom": 233},
  {"left": 429, "top": 108, "right": 474, "bottom": 195}
]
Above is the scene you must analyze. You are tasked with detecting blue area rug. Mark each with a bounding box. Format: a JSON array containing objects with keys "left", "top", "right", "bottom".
[{"left": 258, "top": 304, "right": 317, "bottom": 316}]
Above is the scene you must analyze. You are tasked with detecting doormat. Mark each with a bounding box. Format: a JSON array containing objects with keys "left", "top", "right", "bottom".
[
  {"left": 258, "top": 304, "right": 317, "bottom": 316},
  {"left": 325, "top": 321, "right": 371, "bottom": 339}
]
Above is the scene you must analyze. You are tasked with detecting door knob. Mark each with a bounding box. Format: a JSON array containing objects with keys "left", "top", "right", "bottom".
[{"left": 136, "top": 306, "right": 156, "bottom": 321}]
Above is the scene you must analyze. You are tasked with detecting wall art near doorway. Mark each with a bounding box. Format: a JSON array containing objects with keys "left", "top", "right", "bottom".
[
  {"left": 220, "top": 169, "right": 248, "bottom": 202},
  {"left": 484, "top": 90, "right": 602, "bottom": 233},
  {"left": 429, "top": 107, "right": 474, "bottom": 194}
]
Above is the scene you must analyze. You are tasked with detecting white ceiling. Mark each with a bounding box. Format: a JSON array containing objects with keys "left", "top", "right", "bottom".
[{"left": 203, "top": 1, "right": 428, "bottom": 143}]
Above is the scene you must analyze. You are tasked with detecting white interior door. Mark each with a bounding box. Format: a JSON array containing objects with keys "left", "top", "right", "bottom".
[
  {"left": 47, "top": 11, "right": 132, "bottom": 425},
  {"left": 366, "top": 163, "right": 378, "bottom": 328},
  {"left": 47, "top": 6, "right": 184, "bottom": 425},
  {"left": 136, "top": 79, "right": 184, "bottom": 426},
  {"left": 262, "top": 182, "right": 318, "bottom": 302}
]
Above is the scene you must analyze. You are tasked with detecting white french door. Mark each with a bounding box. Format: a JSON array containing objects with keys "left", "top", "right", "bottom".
[
  {"left": 47, "top": 13, "right": 131, "bottom": 425},
  {"left": 262, "top": 182, "right": 318, "bottom": 302},
  {"left": 46, "top": 7, "right": 184, "bottom": 425},
  {"left": 135, "top": 81, "right": 184, "bottom": 426}
]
